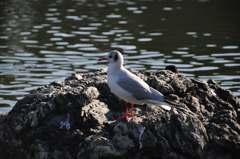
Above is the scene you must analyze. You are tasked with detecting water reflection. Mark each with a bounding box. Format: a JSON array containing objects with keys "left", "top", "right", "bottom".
[{"left": 0, "top": 0, "right": 240, "bottom": 112}]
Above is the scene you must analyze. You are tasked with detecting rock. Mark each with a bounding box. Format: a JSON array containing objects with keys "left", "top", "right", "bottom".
[
  {"left": 0, "top": 69, "right": 239, "bottom": 159},
  {"left": 81, "top": 100, "right": 109, "bottom": 126}
]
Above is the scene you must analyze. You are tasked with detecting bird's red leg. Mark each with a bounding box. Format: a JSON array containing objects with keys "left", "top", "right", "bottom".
[
  {"left": 118, "top": 103, "right": 133, "bottom": 120},
  {"left": 125, "top": 104, "right": 129, "bottom": 117}
]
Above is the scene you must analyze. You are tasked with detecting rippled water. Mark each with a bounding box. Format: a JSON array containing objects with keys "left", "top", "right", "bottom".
[{"left": 0, "top": 0, "right": 240, "bottom": 113}]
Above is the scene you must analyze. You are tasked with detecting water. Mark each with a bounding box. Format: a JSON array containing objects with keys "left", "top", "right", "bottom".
[{"left": 0, "top": 0, "right": 240, "bottom": 113}]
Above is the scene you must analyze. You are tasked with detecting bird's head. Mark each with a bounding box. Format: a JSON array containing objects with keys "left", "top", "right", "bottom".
[{"left": 98, "top": 50, "right": 124, "bottom": 66}]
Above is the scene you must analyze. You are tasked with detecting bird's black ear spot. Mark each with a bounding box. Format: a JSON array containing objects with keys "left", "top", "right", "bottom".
[
  {"left": 109, "top": 51, "right": 114, "bottom": 58},
  {"left": 114, "top": 53, "right": 118, "bottom": 61}
]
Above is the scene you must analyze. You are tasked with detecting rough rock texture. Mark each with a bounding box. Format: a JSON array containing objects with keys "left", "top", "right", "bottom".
[{"left": 0, "top": 69, "right": 240, "bottom": 159}]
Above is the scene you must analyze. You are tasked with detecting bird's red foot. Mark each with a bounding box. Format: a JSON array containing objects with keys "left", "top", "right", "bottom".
[
  {"left": 118, "top": 113, "right": 134, "bottom": 120},
  {"left": 118, "top": 103, "right": 135, "bottom": 120}
]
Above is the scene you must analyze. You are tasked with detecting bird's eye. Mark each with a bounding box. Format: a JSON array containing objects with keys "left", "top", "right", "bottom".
[{"left": 109, "top": 55, "right": 112, "bottom": 58}]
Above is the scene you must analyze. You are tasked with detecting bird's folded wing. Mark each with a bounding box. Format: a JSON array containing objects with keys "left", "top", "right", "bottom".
[{"left": 117, "top": 70, "right": 163, "bottom": 101}]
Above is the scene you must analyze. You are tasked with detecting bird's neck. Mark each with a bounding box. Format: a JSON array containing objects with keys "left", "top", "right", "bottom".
[{"left": 108, "top": 63, "right": 123, "bottom": 75}]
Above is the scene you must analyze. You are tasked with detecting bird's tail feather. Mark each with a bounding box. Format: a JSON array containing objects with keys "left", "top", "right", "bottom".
[
  {"left": 158, "top": 102, "right": 172, "bottom": 111},
  {"left": 146, "top": 100, "right": 172, "bottom": 111}
]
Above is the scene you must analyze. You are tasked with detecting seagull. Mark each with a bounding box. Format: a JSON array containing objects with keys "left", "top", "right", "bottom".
[{"left": 98, "top": 50, "right": 171, "bottom": 119}]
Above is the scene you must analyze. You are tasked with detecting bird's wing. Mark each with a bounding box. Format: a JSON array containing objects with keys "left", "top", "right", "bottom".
[{"left": 117, "top": 69, "right": 164, "bottom": 101}]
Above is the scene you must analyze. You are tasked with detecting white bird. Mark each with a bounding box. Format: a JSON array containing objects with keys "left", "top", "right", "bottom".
[{"left": 98, "top": 50, "right": 171, "bottom": 119}]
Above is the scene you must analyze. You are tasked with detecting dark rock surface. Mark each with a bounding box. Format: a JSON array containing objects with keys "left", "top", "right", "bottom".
[{"left": 0, "top": 69, "right": 240, "bottom": 159}]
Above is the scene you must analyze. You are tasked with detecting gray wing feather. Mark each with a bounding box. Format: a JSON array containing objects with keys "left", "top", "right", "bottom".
[{"left": 117, "top": 70, "right": 164, "bottom": 101}]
